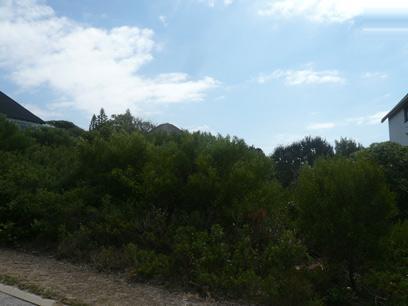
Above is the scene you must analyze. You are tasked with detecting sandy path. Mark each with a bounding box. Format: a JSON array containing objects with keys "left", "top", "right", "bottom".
[{"left": 0, "top": 249, "right": 241, "bottom": 306}]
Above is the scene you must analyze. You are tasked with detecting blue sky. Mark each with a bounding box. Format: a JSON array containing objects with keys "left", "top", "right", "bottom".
[{"left": 1, "top": 0, "right": 408, "bottom": 153}]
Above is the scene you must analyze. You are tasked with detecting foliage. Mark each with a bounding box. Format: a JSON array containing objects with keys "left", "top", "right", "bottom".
[
  {"left": 334, "top": 137, "right": 364, "bottom": 157},
  {"left": 296, "top": 158, "right": 396, "bottom": 294},
  {"left": 0, "top": 115, "right": 32, "bottom": 151},
  {"left": 0, "top": 114, "right": 406, "bottom": 305},
  {"left": 46, "top": 120, "right": 84, "bottom": 137},
  {"left": 358, "top": 142, "right": 408, "bottom": 219},
  {"left": 96, "top": 108, "right": 108, "bottom": 128},
  {"left": 272, "top": 136, "right": 334, "bottom": 186},
  {"left": 89, "top": 114, "right": 97, "bottom": 131},
  {"left": 361, "top": 221, "right": 408, "bottom": 305},
  {"left": 89, "top": 108, "right": 155, "bottom": 134},
  {"left": 111, "top": 109, "right": 156, "bottom": 134}
]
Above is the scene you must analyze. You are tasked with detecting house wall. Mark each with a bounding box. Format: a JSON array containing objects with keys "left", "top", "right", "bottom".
[{"left": 389, "top": 109, "right": 408, "bottom": 146}]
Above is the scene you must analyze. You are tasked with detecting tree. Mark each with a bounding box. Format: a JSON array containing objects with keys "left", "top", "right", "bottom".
[
  {"left": 134, "top": 117, "right": 156, "bottom": 134},
  {"left": 272, "top": 136, "right": 334, "bottom": 186},
  {"left": 111, "top": 109, "right": 135, "bottom": 133},
  {"left": 89, "top": 114, "right": 97, "bottom": 131},
  {"left": 0, "top": 115, "right": 32, "bottom": 151},
  {"left": 362, "top": 221, "right": 408, "bottom": 305},
  {"left": 358, "top": 142, "right": 408, "bottom": 219},
  {"left": 95, "top": 108, "right": 108, "bottom": 128},
  {"left": 335, "top": 137, "right": 363, "bottom": 157},
  {"left": 88, "top": 109, "right": 110, "bottom": 134},
  {"left": 295, "top": 158, "right": 396, "bottom": 291},
  {"left": 46, "top": 120, "right": 84, "bottom": 137},
  {"left": 110, "top": 109, "right": 155, "bottom": 134}
]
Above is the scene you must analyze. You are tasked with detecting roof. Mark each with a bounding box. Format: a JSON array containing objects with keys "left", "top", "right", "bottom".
[
  {"left": 150, "top": 123, "right": 182, "bottom": 134},
  {"left": 0, "top": 91, "right": 44, "bottom": 124},
  {"left": 381, "top": 93, "right": 408, "bottom": 123}
]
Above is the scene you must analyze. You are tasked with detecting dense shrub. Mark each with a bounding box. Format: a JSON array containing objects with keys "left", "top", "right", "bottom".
[
  {"left": 361, "top": 221, "right": 408, "bottom": 305},
  {"left": 0, "top": 115, "right": 406, "bottom": 304},
  {"left": 358, "top": 142, "right": 408, "bottom": 219},
  {"left": 0, "top": 115, "right": 32, "bottom": 151},
  {"left": 296, "top": 158, "right": 397, "bottom": 303},
  {"left": 272, "top": 136, "right": 334, "bottom": 187}
]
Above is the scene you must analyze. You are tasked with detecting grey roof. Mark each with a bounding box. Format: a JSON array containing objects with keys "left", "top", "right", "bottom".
[
  {"left": 381, "top": 93, "right": 408, "bottom": 123},
  {"left": 0, "top": 91, "right": 44, "bottom": 124},
  {"left": 150, "top": 123, "right": 182, "bottom": 134}
]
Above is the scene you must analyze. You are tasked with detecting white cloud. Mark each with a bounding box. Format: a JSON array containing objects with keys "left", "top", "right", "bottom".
[
  {"left": 258, "top": 0, "right": 408, "bottom": 23},
  {"left": 307, "top": 122, "right": 336, "bottom": 130},
  {"left": 306, "top": 111, "right": 387, "bottom": 131},
  {"left": 362, "top": 72, "right": 389, "bottom": 79},
  {"left": 257, "top": 68, "right": 345, "bottom": 86},
  {"left": 347, "top": 111, "right": 387, "bottom": 125},
  {"left": 0, "top": 0, "right": 217, "bottom": 115},
  {"left": 159, "top": 15, "right": 168, "bottom": 27},
  {"left": 201, "top": 0, "right": 234, "bottom": 7}
]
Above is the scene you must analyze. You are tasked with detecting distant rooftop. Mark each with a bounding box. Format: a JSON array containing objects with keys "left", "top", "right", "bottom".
[
  {"left": 150, "top": 123, "right": 182, "bottom": 134},
  {"left": 0, "top": 91, "right": 44, "bottom": 124}
]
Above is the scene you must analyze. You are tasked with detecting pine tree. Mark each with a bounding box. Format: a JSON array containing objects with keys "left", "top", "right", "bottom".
[
  {"left": 97, "top": 108, "right": 108, "bottom": 125},
  {"left": 93, "top": 108, "right": 109, "bottom": 130},
  {"left": 89, "top": 114, "right": 97, "bottom": 131}
]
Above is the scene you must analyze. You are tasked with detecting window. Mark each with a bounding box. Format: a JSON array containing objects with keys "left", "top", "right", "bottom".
[{"left": 405, "top": 107, "right": 408, "bottom": 123}]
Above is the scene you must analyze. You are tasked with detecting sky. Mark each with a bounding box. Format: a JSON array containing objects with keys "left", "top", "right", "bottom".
[{"left": 1, "top": 0, "right": 408, "bottom": 153}]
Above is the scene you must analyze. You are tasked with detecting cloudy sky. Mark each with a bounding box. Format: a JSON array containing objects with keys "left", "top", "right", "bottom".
[{"left": 1, "top": 0, "right": 408, "bottom": 152}]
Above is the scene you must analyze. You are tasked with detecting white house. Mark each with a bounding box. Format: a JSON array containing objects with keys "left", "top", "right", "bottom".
[{"left": 381, "top": 94, "right": 408, "bottom": 146}]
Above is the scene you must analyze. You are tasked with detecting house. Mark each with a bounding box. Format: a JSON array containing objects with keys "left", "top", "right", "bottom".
[
  {"left": 0, "top": 91, "right": 44, "bottom": 128},
  {"left": 381, "top": 94, "right": 408, "bottom": 146}
]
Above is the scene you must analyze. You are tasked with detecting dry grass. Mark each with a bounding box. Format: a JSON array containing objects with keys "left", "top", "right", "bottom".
[{"left": 0, "top": 248, "right": 242, "bottom": 306}]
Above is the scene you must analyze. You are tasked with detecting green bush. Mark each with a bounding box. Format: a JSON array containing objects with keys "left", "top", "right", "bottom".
[
  {"left": 1, "top": 113, "right": 407, "bottom": 304},
  {"left": 358, "top": 142, "right": 408, "bottom": 219},
  {"left": 361, "top": 221, "right": 408, "bottom": 305},
  {"left": 125, "top": 243, "right": 171, "bottom": 280},
  {"left": 91, "top": 246, "right": 128, "bottom": 272},
  {"left": 296, "top": 157, "right": 396, "bottom": 296}
]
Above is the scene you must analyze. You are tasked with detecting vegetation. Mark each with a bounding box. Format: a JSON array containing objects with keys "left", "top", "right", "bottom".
[
  {"left": 46, "top": 120, "right": 85, "bottom": 137},
  {"left": 0, "top": 111, "right": 407, "bottom": 305},
  {"left": 334, "top": 137, "right": 364, "bottom": 157},
  {"left": 296, "top": 158, "right": 396, "bottom": 294},
  {"left": 272, "top": 136, "right": 334, "bottom": 186},
  {"left": 357, "top": 142, "right": 408, "bottom": 220}
]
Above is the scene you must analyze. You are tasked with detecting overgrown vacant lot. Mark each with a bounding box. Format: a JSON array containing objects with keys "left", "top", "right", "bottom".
[{"left": 0, "top": 114, "right": 407, "bottom": 305}]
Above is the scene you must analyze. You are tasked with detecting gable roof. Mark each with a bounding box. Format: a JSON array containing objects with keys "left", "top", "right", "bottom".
[
  {"left": 0, "top": 91, "right": 44, "bottom": 124},
  {"left": 381, "top": 93, "right": 408, "bottom": 123}
]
